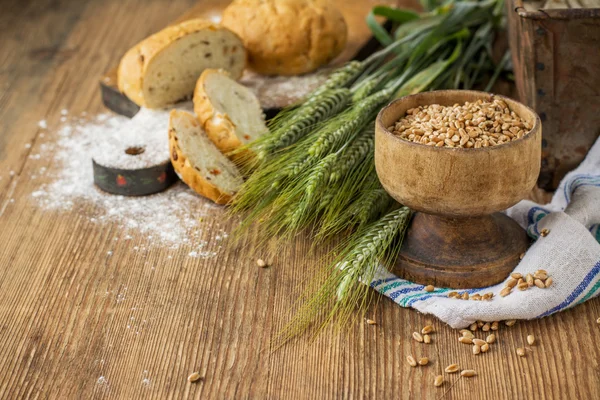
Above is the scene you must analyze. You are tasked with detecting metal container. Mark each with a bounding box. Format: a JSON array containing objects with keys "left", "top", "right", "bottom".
[{"left": 506, "top": 1, "right": 600, "bottom": 189}]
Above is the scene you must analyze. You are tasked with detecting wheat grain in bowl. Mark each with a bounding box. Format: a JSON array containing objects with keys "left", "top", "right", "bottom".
[{"left": 388, "top": 98, "right": 532, "bottom": 148}]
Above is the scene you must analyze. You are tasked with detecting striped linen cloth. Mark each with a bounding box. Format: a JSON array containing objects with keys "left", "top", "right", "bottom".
[{"left": 372, "top": 136, "right": 600, "bottom": 328}]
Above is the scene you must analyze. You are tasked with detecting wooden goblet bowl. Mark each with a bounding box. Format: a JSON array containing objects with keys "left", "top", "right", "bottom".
[{"left": 375, "top": 90, "right": 542, "bottom": 289}]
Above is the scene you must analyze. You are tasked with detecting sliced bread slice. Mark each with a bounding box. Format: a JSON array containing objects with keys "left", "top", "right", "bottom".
[
  {"left": 118, "top": 19, "right": 246, "bottom": 109},
  {"left": 194, "top": 69, "right": 268, "bottom": 154},
  {"left": 169, "top": 110, "right": 243, "bottom": 204}
]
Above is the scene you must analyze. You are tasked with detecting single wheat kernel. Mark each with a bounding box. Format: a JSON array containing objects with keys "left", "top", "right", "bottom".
[
  {"left": 482, "top": 323, "right": 491, "bottom": 332},
  {"left": 486, "top": 334, "right": 496, "bottom": 344},
  {"left": 545, "top": 277, "right": 553, "bottom": 288},
  {"left": 505, "top": 320, "right": 517, "bottom": 327},
  {"left": 517, "top": 347, "right": 526, "bottom": 357},
  {"left": 505, "top": 278, "right": 518, "bottom": 288},
  {"left": 448, "top": 291, "right": 459, "bottom": 298},
  {"left": 462, "top": 331, "right": 475, "bottom": 339},
  {"left": 482, "top": 293, "right": 492, "bottom": 300},
  {"left": 407, "top": 355, "right": 418, "bottom": 367},
  {"left": 418, "top": 357, "right": 429, "bottom": 366},
  {"left": 517, "top": 282, "right": 529, "bottom": 291},
  {"left": 536, "top": 269, "right": 548, "bottom": 274},
  {"left": 540, "top": 228, "right": 550, "bottom": 237},
  {"left": 534, "top": 279, "right": 545, "bottom": 289},
  {"left": 527, "top": 334, "right": 535, "bottom": 345},
  {"left": 477, "top": 321, "right": 484, "bottom": 328},
  {"left": 461, "top": 370, "right": 477, "bottom": 377},
  {"left": 472, "top": 339, "right": 486, "bottom": 346},
  {"left": 471, "top": 294, "right": 482, "bottom": 301},
  {"left": 445, "top": 364, "right": 460, "bottom": 373},
  {"left": 459, "top": 336, "right": 473, "bottom": 344},
  {"left": 500, "top": 287, "right": 512, "bottom": 297},
  {"left": 413, "top": 332, "right": 424, "bottom": 342},
  {"left": 534, "top": 272, "right": 548, "bottom": 280},
  {"left": 473, "top": 344, "right": 481, "bottom": 355},
  {"left": 366, "top": 319, "right": 377, "bottom": 325},
  {"left": 511, "top": 272, "right": 523, "bottom": 279},
  {"left": 188, "top": 372, "right": 202, "bottom": 383},
  {"left": 422, "top": 325, "right": 434, "bottom": 335},
  {"left": 424, "top": 285, "right": 434, "bottom": 292},
  {"left": 481, "top": 343, "right": 490, "bottom": 353},
  {"left": 526, "top": 274, "right": 534, "bottom": 287},
  {"left": 424, "top": 334, "right": 431, "bottom": 344},
  {"left": 256, "top": 259, "right": 267, "bottom": 268},
  {"left": 470, "top": 323, "right": 478, "bottom": 331},
  {"left": 434, "top": 375, "right": 444, "bottom": 387},
  {"left": 491, "top": 321, "right": 499, "bottom": 331},
  {"left": 461, "top": 292, "right": 470, "bottom": 300}
]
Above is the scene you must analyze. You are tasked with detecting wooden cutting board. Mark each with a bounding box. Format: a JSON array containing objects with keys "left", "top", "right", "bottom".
[{"left": 99, "top": 0, "right": 413, "bottom": 117}]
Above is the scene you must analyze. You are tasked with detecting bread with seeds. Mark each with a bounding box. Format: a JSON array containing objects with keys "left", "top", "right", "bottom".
[
  {"left": 169, "top": 110, "right": 243, "bottom": 204},
  {"left": 118, "top": 19, "right": 246, "bottom": 108},
  {"left": 194, "top": 69, "right": 267, "bottom": 154}
]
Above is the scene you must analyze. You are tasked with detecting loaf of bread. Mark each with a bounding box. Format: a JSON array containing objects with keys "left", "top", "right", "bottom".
[
  {"left": 169, "top": 110, "right": 243, "bottom": 204},
  {"left": 118, "top": 19, "right": 246, "bottom": 109},
  {"left": 222, "top": 0, "right": 347, "bottom": 76},
  {"left": 194, "top": 69, "right": 267, "bottom": 154}
]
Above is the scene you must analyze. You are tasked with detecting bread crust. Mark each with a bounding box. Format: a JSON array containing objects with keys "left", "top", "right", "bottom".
[
  {"left": 118, "top": 19, "right": 245, "bottom": 108},
  {"left": 168, "top": 110, "right": 233, "bottom": 205},
  {"left": 222, "top": 0, "right": 347, "bottom": 76},
  {"left": 193, "top": 69, "right": 242, "bottom": 154}
]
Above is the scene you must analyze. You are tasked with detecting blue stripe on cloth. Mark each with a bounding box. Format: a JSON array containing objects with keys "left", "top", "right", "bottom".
[
  {"left": 538, "top": 259, "right": 600, "bottom": 317},
  {"left": 371, "top": 276, "right": 401, "bottom": 288},
  {"left": 389, "top": 285, "right": 428, "bottom": 301},
  {"left": 379, "top": 280, "right": 413, "bottom": 294},
  {"left": 563, "top": 174, "right": 600, "bottom": 203}
]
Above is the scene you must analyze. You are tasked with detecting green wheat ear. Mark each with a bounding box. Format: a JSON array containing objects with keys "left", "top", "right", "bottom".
[{"left": 272, "top": 207, "right": 412, "bottom": 348}]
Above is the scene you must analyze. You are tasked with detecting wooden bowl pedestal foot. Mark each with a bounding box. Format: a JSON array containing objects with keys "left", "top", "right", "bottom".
[{"left": 394, "top": 212, "right": 530, "bottom": 289}]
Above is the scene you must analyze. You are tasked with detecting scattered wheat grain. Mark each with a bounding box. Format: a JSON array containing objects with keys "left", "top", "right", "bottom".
[
  {"left": 445, "top": 364, "right": 460, "bottom": 373},
  {"left": 188, "top": 372, "right": 202, "bottom": 383},
  {"left": 422, "top": 325, "right": 434, "bottom": 335}
]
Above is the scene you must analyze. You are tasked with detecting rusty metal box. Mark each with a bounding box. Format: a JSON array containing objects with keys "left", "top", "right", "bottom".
[{"left": 506, "top": 1, "right": 600, "bottom": 189}]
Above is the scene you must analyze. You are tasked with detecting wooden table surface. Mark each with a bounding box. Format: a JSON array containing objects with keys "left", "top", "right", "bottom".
[{"left": 1, "top": 0, "right": 599, "bottom": 399}]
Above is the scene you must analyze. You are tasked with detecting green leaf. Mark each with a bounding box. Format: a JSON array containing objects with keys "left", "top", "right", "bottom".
[
  {"left": 366, "top": 6, "right": 420, "bottom": 46},
  {"left": 366, "top": 11, "right": 393, "bottom": 46},
  {"left": 394, "top": 41, "right": 462, "bottom": 98},
  {"left": 371, "top": 6, "right": 419, "bottom": 23}
]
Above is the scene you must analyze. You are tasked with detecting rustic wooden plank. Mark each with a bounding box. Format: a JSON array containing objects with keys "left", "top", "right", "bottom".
[{"left": 0, "top": 1, "right": 599, "bottom": 399}]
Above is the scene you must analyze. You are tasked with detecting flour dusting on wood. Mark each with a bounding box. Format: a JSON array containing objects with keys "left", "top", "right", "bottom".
[{"left": 30, "top": 108, "right": 228, "bottom": 255}]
